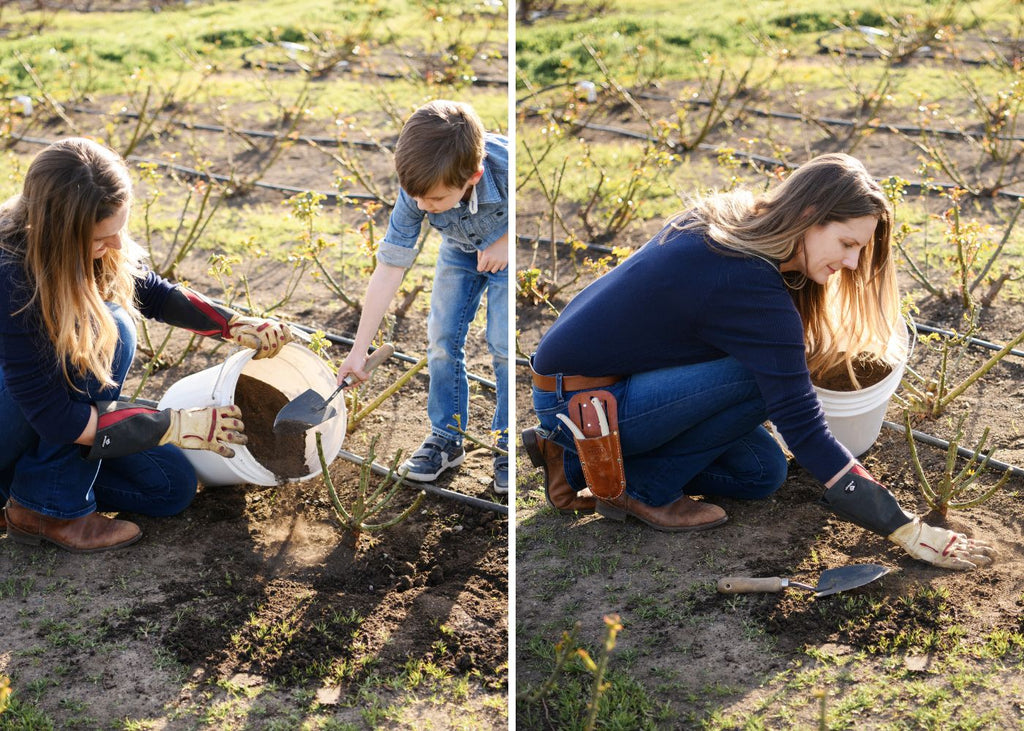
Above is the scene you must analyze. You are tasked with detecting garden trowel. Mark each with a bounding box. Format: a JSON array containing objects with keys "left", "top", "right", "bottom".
[
  {"left": 273, "top": 343, "right": 395, "bottom": 431},
  {"left": 716, "top": 563, "right": 891, "bottom": 598}
]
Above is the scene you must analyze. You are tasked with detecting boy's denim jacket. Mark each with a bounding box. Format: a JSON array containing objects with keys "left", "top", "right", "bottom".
[{"left": 376, "top": 133, "right": 508, "bottom": 269}]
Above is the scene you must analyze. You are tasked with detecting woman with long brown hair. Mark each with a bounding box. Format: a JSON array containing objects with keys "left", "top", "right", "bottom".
[
  {"left": 523, "top": 153, "right": 993, "bottom": 570},
  {"left": 0, "top": 138, "right": 294, "bottom": 553}
]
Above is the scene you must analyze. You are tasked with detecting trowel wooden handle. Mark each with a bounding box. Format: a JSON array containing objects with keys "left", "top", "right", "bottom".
[
  {"left": 364, "top": 343, "right": 395, "bottom": 372},
  {"left": 717, "top": 577, "right": 786, "bottom": 593},
  {"left": 338, "top": 344, "right": 395, "bottom": 390},
  {"left": 339, "top": 344, "right": 395, "bottom": 391}
]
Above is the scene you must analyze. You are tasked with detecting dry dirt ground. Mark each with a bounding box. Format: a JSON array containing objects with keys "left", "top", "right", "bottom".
[
  {"left": 0, "top": 65, "right": 509, "bottom": 728},
  {"left": 514, "top": 57, "right": 1024, "bottom": 726}
]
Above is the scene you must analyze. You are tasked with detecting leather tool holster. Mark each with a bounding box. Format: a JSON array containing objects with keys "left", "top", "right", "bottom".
[{"left": 566, "top": 390, "right": 626, "bottom": 500}]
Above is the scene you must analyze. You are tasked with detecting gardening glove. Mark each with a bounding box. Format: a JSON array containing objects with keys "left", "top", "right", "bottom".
[
  {"left": 223, "top": 315, "right": 295, "bottom": 359},
  {"left": 158, "top": 285, "right": 294, "bottom": 358},
  {"left": 888, "top": 517, "right": 996, "bottom": 570},
  {"left": 162, "top": 405, "right": 247, "bottom": 457},
  {"left": 89, "top": 401, "right": 246, "bottom": 460},
  {"left": 820, "top": 464, "right": 915, "bottom": 536}
]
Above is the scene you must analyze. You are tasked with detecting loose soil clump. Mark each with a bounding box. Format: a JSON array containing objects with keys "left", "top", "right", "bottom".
[{"left": 234, "top": 374, "right": 310, "bottom": 479}]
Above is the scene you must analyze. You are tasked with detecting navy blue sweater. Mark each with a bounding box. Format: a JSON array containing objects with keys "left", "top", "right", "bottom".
[
  {"left": 0, "top": 249, "right": 179, "bottom": 445},
  {"left": 533, "top": 224, "right": 853, "bottom": 483}
]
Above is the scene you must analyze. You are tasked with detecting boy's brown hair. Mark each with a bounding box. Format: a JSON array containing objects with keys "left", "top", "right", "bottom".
[{"left": 394, "top": 100, "right": 486, "bottom": 197}]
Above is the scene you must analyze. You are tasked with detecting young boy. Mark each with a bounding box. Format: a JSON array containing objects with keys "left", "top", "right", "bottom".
[{"left": 337, "top": 100, "right": 509, "bottom": 494}]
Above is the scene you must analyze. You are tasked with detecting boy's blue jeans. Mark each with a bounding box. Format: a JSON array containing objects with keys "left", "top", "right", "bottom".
[
  {"left": 426, "top": 243, "right": 508, "bottom": 450},
  {"left": 532, "top": 356, "right": 788, "bottom": 506},
  {"left": 0, "top": 304, "right": 196, "bottom": 519}
]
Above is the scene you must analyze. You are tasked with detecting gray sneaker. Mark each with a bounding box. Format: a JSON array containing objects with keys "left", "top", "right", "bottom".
[
  {"left": 492, "top": 454, "right": 508, "bottom": 495},
  {"left": 400, "top": 435, "right": 466, "bottom": 482}
]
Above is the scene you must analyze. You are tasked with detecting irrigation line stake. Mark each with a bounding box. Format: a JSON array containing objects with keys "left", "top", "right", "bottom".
[
  {"left": 336, "top": 448, "right": 508, "bottom": 515},
  {"left": 882, "top": 420, "right": 1024, "bottom": 480}
]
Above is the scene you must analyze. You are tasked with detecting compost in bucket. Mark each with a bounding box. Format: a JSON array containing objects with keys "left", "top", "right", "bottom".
[
  {"left": 234, "top": 374, "right": 310, "bottom": 479},
  {"left": 813, "top": 353, "right": 893, "bottom": 392}
]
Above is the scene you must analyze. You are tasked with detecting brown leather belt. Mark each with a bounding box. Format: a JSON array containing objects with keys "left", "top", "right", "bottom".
[{"left": 531, "top": 370, "right": 623, "bottom": 393}]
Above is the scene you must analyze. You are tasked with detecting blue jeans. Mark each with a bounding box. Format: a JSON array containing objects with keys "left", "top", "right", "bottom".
[
  {"left": 532, "top": 357, "right": 787, "bottom": 506},
  {"left": 0, "top": 304, "right": 197, "bottom": 519},
  {"left": 426, "top": 242, "right": 509, "bottom": 449}
]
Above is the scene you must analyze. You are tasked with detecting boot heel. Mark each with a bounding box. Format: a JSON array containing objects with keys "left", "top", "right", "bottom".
[
  {"left": 521, "top": 429, "right": 545, "bottom": 468},
  {"left": 595, "top": 500, "right": 626, "bottom": 522},
  {"left": 5, "top": 523, "right": 42, "bottom": 546}
]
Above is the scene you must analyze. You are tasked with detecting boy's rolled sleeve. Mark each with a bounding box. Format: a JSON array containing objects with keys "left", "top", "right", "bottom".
[{"left": 378, "top": 189, "right": 424, "bottom": 269}]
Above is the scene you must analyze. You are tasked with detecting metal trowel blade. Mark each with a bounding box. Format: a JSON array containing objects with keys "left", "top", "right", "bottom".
[
  {"left": 272, "top": 388, "right": 332, "bottom": 430},
  {"left": 814, "top": 563, "right": 891, "bottom": 597}
]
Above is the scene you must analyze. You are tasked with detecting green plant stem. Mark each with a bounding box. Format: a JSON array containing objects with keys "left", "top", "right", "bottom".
[
  {"left": 903, "top": 410, "right": 941, "bottom": 513},
  {"left": 515, "top": 624, "right": 581, "bottom": 704},
  {"left": 937, "top": 328, "right": 1024, "bottom": 411},
  {"left": 130, "top": 325, "right": 175, "bottom": 401},
  {"left": 970, "top": 198, "right": 1023, "bottom": 293},
  {"left": 583, "top": 614, "right": 622, "bottom": 731},
  {"left": 317, "top": 432, "right": 355, "bottom": 525},
  {"left": 348, "top": 355, "right": 427, "bottom": 431}
]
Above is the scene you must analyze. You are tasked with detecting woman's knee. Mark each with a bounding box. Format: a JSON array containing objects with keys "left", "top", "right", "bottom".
[
  {"left": 142, "top": 447, "right": 198, "bottom": 516},
  {"left": 162, "top": 453, "right": 198, "bottom": 515},
  {"left": 756, "top": 446, "right": 789, "bottom": 497}
]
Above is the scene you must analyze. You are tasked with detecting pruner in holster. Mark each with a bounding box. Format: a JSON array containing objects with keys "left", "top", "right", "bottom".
[{"left": 554, "top": 390, "right": 626, "bottom": 500}]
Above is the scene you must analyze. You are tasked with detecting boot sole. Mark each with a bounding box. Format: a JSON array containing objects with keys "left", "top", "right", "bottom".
[
  {"left": 596, "top": 500, "right": 728, "bottom": 533},
  {"left": 6, "top": 522, "right": 143, "bottom": 554},
  {"left": 521, "top": 429, "right": 596, "bottom": 515}
]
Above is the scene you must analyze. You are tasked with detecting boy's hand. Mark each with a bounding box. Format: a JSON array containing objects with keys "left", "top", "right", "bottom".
[
  {"left": 477, "top": 234, "right": 508, "bottom": 273},
  {"left": 337, "top": 351, "right": 369, "bottom": 386}
]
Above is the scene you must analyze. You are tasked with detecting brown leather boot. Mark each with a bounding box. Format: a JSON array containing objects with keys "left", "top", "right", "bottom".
[
  {"left": 521, "top": 428, "right": 596, "bottom": 514},
  {"left": 4, "top": 499, "right": 142, "bottom": 553},
  {"left": 596, "top": 492, "right": 727, "bottom": 532}
]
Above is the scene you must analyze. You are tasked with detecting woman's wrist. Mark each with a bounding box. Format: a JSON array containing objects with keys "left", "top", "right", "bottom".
[{"left": 824, "top": 458, "right": 857, "bottom": 488}]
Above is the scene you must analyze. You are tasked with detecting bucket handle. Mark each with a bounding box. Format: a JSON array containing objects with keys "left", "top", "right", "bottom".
[{"left": 209, "top": 352, "right": 243, "bottom": 403}]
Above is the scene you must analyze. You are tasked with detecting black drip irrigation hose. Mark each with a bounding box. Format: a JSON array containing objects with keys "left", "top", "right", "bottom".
[
  {"left": 240, "top": 42, "right": 507, "bottom": 87},
  {"left": 13, "top": 135, "right": 382, "bottom": 207},
  {"left": 69, "top": 106, "right": 387, "bottom": 150},
  {"left": 914, "top": 322, "right": 1024, "bottom": 360},
  {"left": 517, "top": 106, "right": 1024, "bottom": 203},
  {"left": 531, "top": 113, "right": 1024, "bottom": 201},
  {"left": 285, "top": 322, "right": 497, "bottom": 391},
  {"left": 200, "top": 296, "right": 496, "bottom": 390},
  {"left": 881, "top": 420, "right": 1024, "bottom": 480},
  {"left": 336, "top": 448, "right": 507, "bottom": 515},
  {"left": 633, "top": 91, "right": 1024, "bottom": 144},
  {"left": 814, "top": 26, "right": 1020, "bottom": 68}
]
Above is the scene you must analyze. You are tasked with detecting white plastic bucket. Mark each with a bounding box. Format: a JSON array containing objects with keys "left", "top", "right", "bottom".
[
  {"left": 157, "top": 343, "right": 346, "bottom": 486},
  {"left": 814, "top": 323, "right": 910, "bottom": 457},
  {"left": 772, "top": 323, "right": 910, "bottom": 458}
]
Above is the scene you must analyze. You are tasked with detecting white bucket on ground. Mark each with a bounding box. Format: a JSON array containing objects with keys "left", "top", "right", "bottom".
[
  {"left": 814, "top": 323, "right": 910, "bottom": 457},
  {"left": 157, "top": 343, "right": 346, "bottom": 486},
  {"left": 774, "top": 323, "right": 910, "bottom": 458}
]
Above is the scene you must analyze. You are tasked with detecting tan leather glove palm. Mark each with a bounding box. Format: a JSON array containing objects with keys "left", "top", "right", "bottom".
[
  {"left": 160, "top": 405, "right": 247, "bottom": 458},
  {"left": 888, "top": 517, "right": 995, "bottom": 570},
  {"left": 226, "top": 316, "right": 295, "bottom": 359}
]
